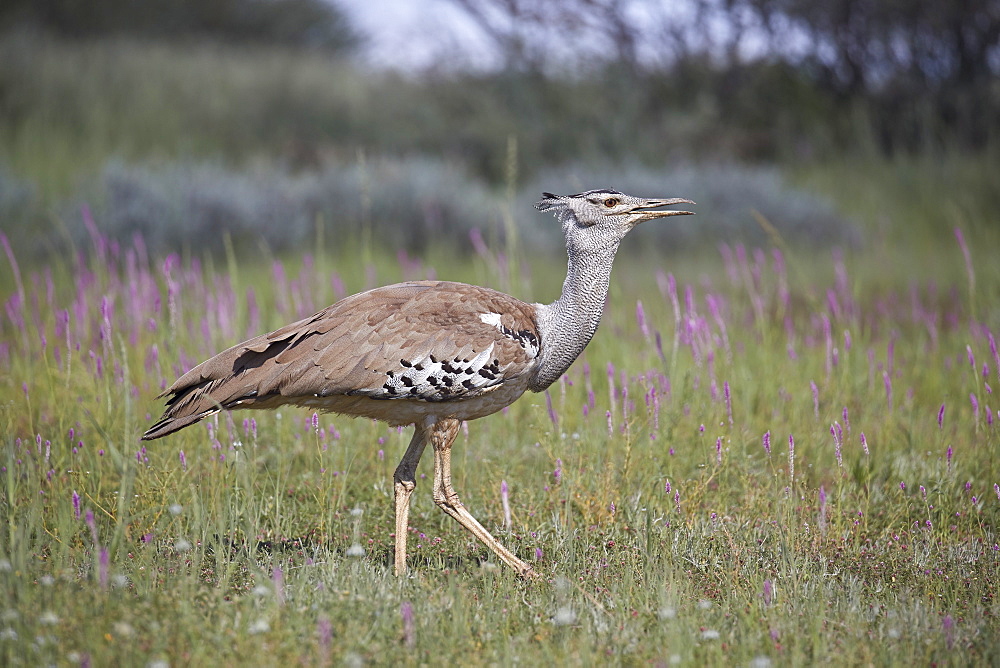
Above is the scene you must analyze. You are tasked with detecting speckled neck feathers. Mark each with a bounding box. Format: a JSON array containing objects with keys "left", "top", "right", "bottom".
[{"left": 528, "top": 210, "right": 625, "bottom": 392}]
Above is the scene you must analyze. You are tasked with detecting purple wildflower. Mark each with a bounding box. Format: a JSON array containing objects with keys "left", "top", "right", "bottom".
[
  {"left": 938, "top": 404, "right": 946, "bottom": 429},
  {"left": 636, "top": 300, "right": 649, "bottom": 339},
  {"left": 318, "top": 617, "right": 332, "bottom": 660},
  {"left": 860, "top": 433, "right": 869, "bottom": 456},
  {"left": 535, "top": 547, "right": 543, "bottom": 561},
  {"left": 664, "top": 480, "right": 671, "bottom": 494},
  {"left": 716, "top": 437, "right": 723, "bottom": 465},
  {"left": 553, "top": 459, "right": 562, "bottom": 484},
  {"left": 85, "top": 509, "right": 98, "bottom": 544},
  {"left": 763, "top": 431, "right": 771, "bottom": 456},
  {"left": 947, "top": 445, "right": 953, "bottom": 471},
  {"left": 832, "top": 423, "right": 843, "bottom": 468},
  {"left": 545, "top": 391, "right": 558, "bottom": 428},
  {"left": 99, "top": 547, "right": 109, "bottom": 589},
  {"left": 72, "top": 490, "right": 81, "bottom": 520},
  {"left": 883, "top": 370, "right": 893, "bottom": 412},
  {"left": 819, "top": 486, "right": 827, "bottom": 531},
  {"left": 763, "top": 579, "right": 773, "bottom": 606},
  {"left": 273, "top": 566, "right": 284, "bottom": 605},
  {"left": 970, "top": 393, "right": 979, "bottom": 420},
  {"left": 401, "top": 601, "right": 415, "bottom": 649},
  {"left": 674, "top": 490, "right": 681, "bottom": 514},
  {"left": 179, "top": 450, "right": 186, "bottom": 471}
]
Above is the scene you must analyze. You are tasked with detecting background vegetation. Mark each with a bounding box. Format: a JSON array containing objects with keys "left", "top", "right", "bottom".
[{"left": 1, "top": 0, "right": 998, "bottom": 664}]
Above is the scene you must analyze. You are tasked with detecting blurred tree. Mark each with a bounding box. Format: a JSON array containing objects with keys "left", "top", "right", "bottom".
[
  {"left": 746, "top": 0, "right": 1000, "bottom": 150},
  {"left": 0, "top": 0, "right": 361, "bottom": 53}
]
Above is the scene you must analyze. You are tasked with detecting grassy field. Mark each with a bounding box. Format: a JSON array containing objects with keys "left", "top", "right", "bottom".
[{"left": 1, "top": 199, "right": 998, "bottom": 665}]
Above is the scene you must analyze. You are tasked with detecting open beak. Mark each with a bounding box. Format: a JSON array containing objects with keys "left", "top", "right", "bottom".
[{"left": 628, "top": 197, "right": 696, "bottom": 225}]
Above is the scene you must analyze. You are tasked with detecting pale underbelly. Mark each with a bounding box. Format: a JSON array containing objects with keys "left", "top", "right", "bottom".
[{"left": 284, "top": 375, "right": 532, "bottom": 427}]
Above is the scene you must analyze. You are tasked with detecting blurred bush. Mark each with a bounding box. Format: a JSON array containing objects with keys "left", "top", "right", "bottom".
[
  {"left": 81, "top": 158, "right": 498, "bottom": 253},
  {"left": 518, "top": 163, "right": 860, "bottom": 251},
  {"left": 42, "top": 158, "right": 856, "bottom": 256}
]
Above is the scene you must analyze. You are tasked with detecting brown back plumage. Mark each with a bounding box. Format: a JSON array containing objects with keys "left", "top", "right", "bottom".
[{"left": 142, "top": 281, "right": 540, "bottom": 439}]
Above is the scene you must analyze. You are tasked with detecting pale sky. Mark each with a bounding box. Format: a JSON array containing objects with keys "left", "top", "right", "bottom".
[{"left": 339, "top": 0, "right": 501, "bottom": 71}]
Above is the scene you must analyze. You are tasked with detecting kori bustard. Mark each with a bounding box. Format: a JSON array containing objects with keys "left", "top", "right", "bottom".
[{"left": 143, "top": 190, "right": 694, "bottom": 577}]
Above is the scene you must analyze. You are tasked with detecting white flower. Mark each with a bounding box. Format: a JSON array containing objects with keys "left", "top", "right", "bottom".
[
  {"left": 658, "top": 607, "right": 677, "bottom": 620},
  {"left": 113, "top": 621, "right": 135, "bottom": 638},
  {"left": 700, "top": 629, "right": 720, "bottom": 640},
  {"left": 174, "top": 538, "right": 192, "bottom": 552},
  {"left": 38, "top": 611, "right": 59, "bottom": 626},
  {"left": 346, "top": 544, "right": 365, "bottom": 558},
  {"left": 248, "top": 619, "right": 270, "bottom": 635},
  {"left": 552, "top": 606, "right": 576, "bottom": 626},
  {"left": 169, "top": 504, "right": 183, "bottom": 516}
]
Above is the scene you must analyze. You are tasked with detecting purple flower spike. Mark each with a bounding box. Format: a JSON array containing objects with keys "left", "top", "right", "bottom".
[
  {"left": 716, "top": 437, "right": 723, "bottom": 465},
  {"left": 819, "top": 486, "right": 827, "bottom": 531},
  {"left": 179, "top": 450, "right": 187, "bottom": 471},
  {"left": 938, "top": 404, "right": 946, "bottom": 429},
  {"left": 553, "top": 459, "right": 562, "bottom": 484},
  {"left": 273, "top": 566, "right": 285, "bottom": 605},
  {"left": 860, "top": 433, "right": 869, "bottom": 456},
  {"left": 763, "top": 579, "right": 773, "bottom": 606},
  {"left": 635, "top": 300, "right": 649, "bottom": 339},
  {"left": 72, "top": 490, "right": 81, "bottom": 520},
  {"left": 763, "top": 431, "right": 771, "bottom": 456},
  {"left": 947, "top": 445, "right": 953, "bottom": 470},
  {"left": 318, "top": 617, "right": 332, "bottom": 659},
  {"left": 664, "top": 480, "right": 671, "bottom": 494},
  {"left": 545, "top": 391, "right": 558, "bottom": 428},
  {"left": 401, "top": 601, "right": 415, "bottom": 649},
  {"left": 970, "top": 393, "right": 979, "bottom": 420},
  {"left": 99, "top": 547, "right": 109, "bottom": 589},
  {"left": 85, "top": 509, "right": 98, "bottom": 544}
]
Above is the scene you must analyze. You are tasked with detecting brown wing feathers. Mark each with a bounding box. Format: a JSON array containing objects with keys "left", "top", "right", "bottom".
[{"left": 142, "top": 281, "right": 540, "bottom": 440}]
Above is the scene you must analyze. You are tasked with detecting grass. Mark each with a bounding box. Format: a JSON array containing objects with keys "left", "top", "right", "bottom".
[{"left": 1, "top": 202, "right": 998, "bottom": 665}]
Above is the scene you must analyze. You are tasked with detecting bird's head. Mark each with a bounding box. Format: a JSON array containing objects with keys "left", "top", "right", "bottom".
[{"left": 535, "top": 189, "right": 694, "bottom": 253}]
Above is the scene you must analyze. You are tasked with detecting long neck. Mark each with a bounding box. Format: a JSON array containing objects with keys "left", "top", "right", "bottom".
[{"left": 529, "top": 240, "right": 620, "bottom": 391}]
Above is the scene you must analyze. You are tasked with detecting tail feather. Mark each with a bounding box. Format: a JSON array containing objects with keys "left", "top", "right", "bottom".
[
  {"left": 142, "top": 409, "right": 218, "bottom": 440},
  {"left": 142, "top": 379, "right": 229, "bottom": 441}
]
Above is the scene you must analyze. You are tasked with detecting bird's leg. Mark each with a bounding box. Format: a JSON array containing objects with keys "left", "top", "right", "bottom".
[
  {"left": 393, "top": 426, "right": 429, "bottom": 577},
  {"left": 429, "top": 419, "right": 538, "bottom": 578}
]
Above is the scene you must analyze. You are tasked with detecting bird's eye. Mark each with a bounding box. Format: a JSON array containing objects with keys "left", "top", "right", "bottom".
[{"left": 603, "top": 198, "right": 620, "bottom": 207}]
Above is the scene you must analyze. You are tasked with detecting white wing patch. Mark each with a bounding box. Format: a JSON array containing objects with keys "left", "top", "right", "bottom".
[
  {"left": 479, "top": 312, "right": 503, "bottom": 328},
  {"left": 480, "top": 311, "right": 541, "bottom": 358}
]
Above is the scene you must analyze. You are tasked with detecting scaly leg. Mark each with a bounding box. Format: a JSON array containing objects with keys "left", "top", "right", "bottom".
[
  {"left": 393, "top": 426, "right": 429, "bottom": 576},
  {"left": 429, "top": 419, "right": 538, "bottom": 578}
]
